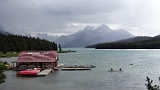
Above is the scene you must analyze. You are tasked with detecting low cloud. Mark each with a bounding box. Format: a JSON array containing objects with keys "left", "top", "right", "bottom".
[{"left": 0, "top": 0, "right": 160, "bottom": 36}]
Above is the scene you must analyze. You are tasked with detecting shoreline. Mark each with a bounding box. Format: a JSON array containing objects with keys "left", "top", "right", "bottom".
[{"left": 0, "top": 52, "right": 19, "bottom": 58}]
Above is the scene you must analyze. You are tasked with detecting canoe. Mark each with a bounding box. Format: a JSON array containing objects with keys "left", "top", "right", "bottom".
[
  {"left": 61, "top": 68, "right": 91, "bottom": 71},
  {"left": 107, "top": 70, "right": 124, "bottom": 72},
  {"left": 17, "top": 68, "right": 41, "bottom": 76}
]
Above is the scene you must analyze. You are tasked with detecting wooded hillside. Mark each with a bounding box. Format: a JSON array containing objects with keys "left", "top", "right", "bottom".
[
  {"left": 86, "top": 35, "right": 160, "bottom": 49},
  {"left": 0, "top": 34, "right": 57, "bottom": 53}
]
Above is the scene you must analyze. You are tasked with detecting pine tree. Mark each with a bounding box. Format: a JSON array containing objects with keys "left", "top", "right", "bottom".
[{"left": 145, "top": 77, "right": 159, "bottom": 90}]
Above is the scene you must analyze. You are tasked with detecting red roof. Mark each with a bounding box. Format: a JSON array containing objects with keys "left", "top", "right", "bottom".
[{"left": 16, "top": 51, "right": 58, "bottom": 62}]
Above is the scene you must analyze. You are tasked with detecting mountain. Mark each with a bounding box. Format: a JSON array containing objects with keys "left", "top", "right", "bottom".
[
  {"left": 36, "top": 33, "right": 59, "bottom": 41},
  {"left": 0, "top": 26, "right": 10, "bottom": 35},
  {"left": 55, "top": 24, "right": 135, "bottom": 47},
  {"left": 89, "top": 29, "right": 135, "bottom": 44}
]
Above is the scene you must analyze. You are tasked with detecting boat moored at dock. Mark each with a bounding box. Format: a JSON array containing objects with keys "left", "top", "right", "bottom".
[{"left": 17, "top": 68, "right": 41, "bottom": 76}]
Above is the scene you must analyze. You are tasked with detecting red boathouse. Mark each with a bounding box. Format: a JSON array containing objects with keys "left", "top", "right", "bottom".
[{"left": 13, "top": 51, "right": 58, "bottom": 70}]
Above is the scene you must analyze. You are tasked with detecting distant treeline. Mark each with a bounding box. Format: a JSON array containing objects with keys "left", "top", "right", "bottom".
[
  {"left": 86, "top": 35, "right": 160, "bottom": 49},
  {"left": 0, "top": 34, "right": 57, "bottom": 53}
]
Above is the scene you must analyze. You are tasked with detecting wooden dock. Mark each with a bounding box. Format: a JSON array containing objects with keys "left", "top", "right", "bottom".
[
  {"left": 37, "top": 68, "right": 52, "bottom": 76},
  {"left": 57, "top": 64, "right": 65, "bottom": 67},
  {"left": 54, "top": 64, "right": 66, "bottom": 70}
]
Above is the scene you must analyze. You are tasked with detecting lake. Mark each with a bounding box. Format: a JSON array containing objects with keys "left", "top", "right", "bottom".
[{"left": 1, "top": 48, "right": 160, "bottom": 90}]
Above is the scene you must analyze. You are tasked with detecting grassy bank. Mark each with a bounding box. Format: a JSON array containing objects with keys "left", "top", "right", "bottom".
[{"left": 0, "top": 52, "right": 19, "bottom": 58}]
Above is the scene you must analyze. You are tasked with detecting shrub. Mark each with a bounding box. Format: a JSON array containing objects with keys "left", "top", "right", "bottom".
[{"left": 0, "top": 63, "right": 7, "bottom": 84}]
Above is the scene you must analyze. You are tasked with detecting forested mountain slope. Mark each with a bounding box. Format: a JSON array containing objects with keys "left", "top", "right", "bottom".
[
  {"left": 0, "top": 34, "right": 57, "bottom": 53},
  {"left": 86, "top": 35, "right": 160, "bottom": 49}
]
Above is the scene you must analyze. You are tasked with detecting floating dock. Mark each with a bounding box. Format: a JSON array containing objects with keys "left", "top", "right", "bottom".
[
  {"left": 54, "top": 64, "right": 95, "bottom": 71},
  {"left": 37, "top": 68, "right": 52, "bottom": 76}
]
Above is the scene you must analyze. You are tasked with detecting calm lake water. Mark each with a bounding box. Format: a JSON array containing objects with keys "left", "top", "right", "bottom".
[{"left": 1, "top": 48, "right": 160, "bottom": 90}]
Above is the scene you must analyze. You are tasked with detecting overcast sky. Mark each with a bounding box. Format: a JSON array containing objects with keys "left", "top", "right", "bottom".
[{"left": 0, "top": 0, "right": 160, "bottom": 36}]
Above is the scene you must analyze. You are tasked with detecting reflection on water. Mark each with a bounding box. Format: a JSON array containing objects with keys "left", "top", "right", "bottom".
[{"left": 1, "top": 49, "right": 160, "bottom": 90}]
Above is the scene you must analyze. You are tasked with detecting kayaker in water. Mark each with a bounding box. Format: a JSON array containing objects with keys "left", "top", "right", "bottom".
[
  {"left": 111, "top": 68, "right": 113, "bottom": 71},
  {"left": 119, "top": 68, "right": 122, "bottom": 71}
]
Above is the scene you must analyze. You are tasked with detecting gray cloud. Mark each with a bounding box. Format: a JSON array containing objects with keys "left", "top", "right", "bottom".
[
  {"left": 0, "top": 0, "right": 160, "bottom": 36},
  {"left": 44, "top": 0, "right": 126, "bottom": 15}
]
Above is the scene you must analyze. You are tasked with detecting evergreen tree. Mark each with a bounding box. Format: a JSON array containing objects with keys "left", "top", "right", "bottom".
[
  {"left": 145, "top": 77, "right": 159, "bottom": 90},
  {"left": 0, "top": 34, "right": 57, "bottom": 52}
]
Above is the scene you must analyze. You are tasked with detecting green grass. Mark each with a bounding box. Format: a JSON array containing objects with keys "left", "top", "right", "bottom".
[{"left": 0, "top": 52, "right": 19, "bottom": 58}]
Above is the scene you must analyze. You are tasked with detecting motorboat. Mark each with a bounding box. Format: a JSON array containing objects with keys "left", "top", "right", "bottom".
[{"left": 17, "top": 68, "right": 41, "bottom": 76}]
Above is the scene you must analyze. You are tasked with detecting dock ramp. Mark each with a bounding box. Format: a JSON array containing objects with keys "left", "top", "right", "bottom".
[{"left": 37, "top": 68, "right": 52, "bottom": 76}]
